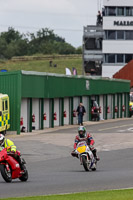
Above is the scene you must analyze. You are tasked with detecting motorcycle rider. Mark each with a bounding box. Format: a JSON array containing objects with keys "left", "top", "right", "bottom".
[
  {"left": 0, "top": 134, "right": 25, "bottom": 171},
  {"left": 71, "top": 126, "right": 100, "bottom": 161}
]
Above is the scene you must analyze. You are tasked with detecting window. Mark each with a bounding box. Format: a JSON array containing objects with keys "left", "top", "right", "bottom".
[
  {"left": 5, "top": 100, "right": 8, "bottom": 110},
  {"left": 108, "top": 7, "right": 116, "bottom": 16},
  {"left": 106, "top": 7, "right": 133, "bottom": 16},
  {"left": 125, "top": 31, "right": 133, "bottom": 40},
  {"left": 96, "top": 38, "right": 102, "bottom": 49},
  {"left": 108, "top": 54, "right": 115, "bottom": 63},
  {"left": 104, "top": 54, "right": 133, "bottom": 64},
  {"left": 85, "top": 38, "right": 96, "bottom": 50},
  {"left": 108, "top": 31, "right": 116, "bottom": 39},
  {"left": 105, "top": 54, "right": 108, "bottom": 63},
  {"left": 117, "top": 54, "right": 123, "bottom": 63},
  {"left": 106, "top": 30, "right": 133, "bottom": 40},
  {"left": 117, "top": 31, "right": 124, "bottom": 39},
  {"left": 2, "top": 101, "right": 4, "bottom": 111},
  {"left": 104, "top": 7, "right": 107, "bottom": 16},
  {"left": 125, "top": 54, "right": 132, "bottom": 63},
  {"left": 117, "top": 7, "right": 124, "bottom": 16},
  {"left": 126, "top": 7, "right": 133, "bottom": 16},
  {"left": 105, "top": 31, "right": 108, "bottom": 39}
]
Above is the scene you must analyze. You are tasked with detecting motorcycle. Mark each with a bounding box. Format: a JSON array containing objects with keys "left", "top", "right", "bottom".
[
  {"left": 0, "top": 147, "right": 28, "bottom": 182},
  {"left": 75, "top": 141, "right": 97, "bottom": 171}
]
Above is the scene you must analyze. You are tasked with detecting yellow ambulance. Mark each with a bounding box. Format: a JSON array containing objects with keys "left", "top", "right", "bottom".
[{"left": 0, "top": 94, "right": 10, "bottom": 135}]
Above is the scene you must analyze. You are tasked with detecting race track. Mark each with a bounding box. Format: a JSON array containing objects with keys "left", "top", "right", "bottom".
[{"left": 0, "top": 118, "right": 133, "bottom": 198}]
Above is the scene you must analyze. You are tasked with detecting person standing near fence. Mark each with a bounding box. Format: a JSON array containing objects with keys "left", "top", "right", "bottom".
[{"left": 76, "top": 103, "right": 86, "bottom": 125}]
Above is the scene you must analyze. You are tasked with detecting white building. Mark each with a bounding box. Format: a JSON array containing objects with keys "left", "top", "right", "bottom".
[{"left": 102, "top": 0, "right": 133, "bottom": 77}]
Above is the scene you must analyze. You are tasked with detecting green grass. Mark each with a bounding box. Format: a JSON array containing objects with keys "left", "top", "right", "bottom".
[
  {"left": 0, "top": 57, "right": 82, "bottom": 75},
  {"left": 1, "top": 189, "right": 133, "bottom": 200}
]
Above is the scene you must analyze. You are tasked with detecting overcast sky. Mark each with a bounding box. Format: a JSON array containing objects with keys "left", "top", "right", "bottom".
[{"left": 0, "top": 0, "right": 103, "bottom": 47}]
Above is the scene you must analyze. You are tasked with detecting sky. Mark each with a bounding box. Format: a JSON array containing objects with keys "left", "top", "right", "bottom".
[{"left": 0, "top": 0, "right": 103, "bottom": 47}]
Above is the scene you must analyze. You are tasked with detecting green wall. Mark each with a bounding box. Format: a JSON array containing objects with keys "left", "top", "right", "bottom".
[
  {"left": 0, "top": 70, "right": 130, "bottom": 134},
  {"left": 21, "top": 71, "right": 130, "bottom": 98}
]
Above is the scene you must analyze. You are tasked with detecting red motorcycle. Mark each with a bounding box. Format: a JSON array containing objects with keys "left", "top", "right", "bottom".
[{"left": 0, "top": 147, "right": 28, "bottom": 182}]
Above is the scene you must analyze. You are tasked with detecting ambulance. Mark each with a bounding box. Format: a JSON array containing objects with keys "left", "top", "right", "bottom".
[{"left": 0, "top": 94, "right": 10, "bottom": 135}]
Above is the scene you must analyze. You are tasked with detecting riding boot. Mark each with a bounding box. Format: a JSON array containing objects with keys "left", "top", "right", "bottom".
[
  {"left": 92, "top": 149, "right": 100, "bottom": 161},
  {"left": 17, "top": 156, "right": 25, "bottom": 170}
]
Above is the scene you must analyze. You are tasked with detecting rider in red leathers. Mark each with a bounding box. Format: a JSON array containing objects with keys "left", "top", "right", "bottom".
[{"left": 71, "top": 126, "right": 100, "bottom": 161}]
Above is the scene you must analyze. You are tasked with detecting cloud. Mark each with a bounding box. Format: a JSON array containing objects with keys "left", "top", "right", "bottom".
[
  {"left": 0, "top": 0, "right": 76, "bottom": 14},
  {"left": 0, "top": 0, "right": 99, "bottom": 47},
  {"left": 0, "top": 0, "right": 98, "bottom": 16}
]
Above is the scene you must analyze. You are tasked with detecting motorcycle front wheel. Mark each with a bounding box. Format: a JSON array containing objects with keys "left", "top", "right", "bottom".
[
  {"left": 0, "top": 164, "right": 12, "bottom": 182},
  {"left": 82, "top": 155, "right": 90, "bottom": 171},
  {"left": 92, "top": 161, "right": 97, "bottom": 171}
]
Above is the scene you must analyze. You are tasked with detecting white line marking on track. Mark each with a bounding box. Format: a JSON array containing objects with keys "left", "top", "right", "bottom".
[
  {"left": 127, "top": 127, "right": 133, "bottom": 131},
  {"left": 98, "top": 124, "right": 133, "bottom": 131}
]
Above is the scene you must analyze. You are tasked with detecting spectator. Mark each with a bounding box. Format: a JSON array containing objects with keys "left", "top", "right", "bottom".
[
  {"left": 97, "top": 11, "right": 102, "bottom": 25},
  {"left": 49, "top": 60, "right": 53, "bottom": 67},
  {"left": 76, "top": 103, "right": 86, "bottom": 125},
  {"left": 72, "top": 67, "right": 77, "bottom": 75}
]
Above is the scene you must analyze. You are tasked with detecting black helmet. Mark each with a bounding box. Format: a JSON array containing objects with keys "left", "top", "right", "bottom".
[{"left": 78, "top": 126, "right": 86, "bottom": 138}]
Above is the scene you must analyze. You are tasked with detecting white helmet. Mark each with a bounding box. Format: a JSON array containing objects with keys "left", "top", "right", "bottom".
[
  {"left": 78, "top": 126, "right": 86, "bottom": 138},
  {"left": 0, "top": 134, "right": 5, "bottom": 146}
]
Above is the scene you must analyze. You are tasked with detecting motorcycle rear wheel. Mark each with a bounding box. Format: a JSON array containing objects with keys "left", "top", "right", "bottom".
[
  {"left": 0, "top": 164, "right": 12, "bottom": 182},
  {"left": 19, "top": 165, "right": 28, "bottom": 182},
  {"left": 82, "top": 155, "right": 90, "bottom": 171}
]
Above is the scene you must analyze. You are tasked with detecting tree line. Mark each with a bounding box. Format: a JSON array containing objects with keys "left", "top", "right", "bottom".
[{"left": 0, "top": 27, "right": 82, "bottom": 59}]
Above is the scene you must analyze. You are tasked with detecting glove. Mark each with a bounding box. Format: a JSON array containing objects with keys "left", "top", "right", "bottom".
[
  {"left": 89, "top": 145, "right": 93, "bottom": 149},
  {"left": 71, "top": 149, "right": 76, "bottom": 154},
  {"left": 6, "top": 146, "right": 11, "bottom": 150},
  {"left": 71, "top": 150, "right": 78, "bottom": 158}
]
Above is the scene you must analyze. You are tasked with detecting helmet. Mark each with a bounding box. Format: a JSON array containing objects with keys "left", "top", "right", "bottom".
[
  {"left": 0, "top": 134, "right": 5, "bottom": 146},
  {"left": 78, "top": 126, "right": 86, "bottom": 138}
]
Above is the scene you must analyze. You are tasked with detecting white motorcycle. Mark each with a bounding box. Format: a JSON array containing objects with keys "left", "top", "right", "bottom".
[{"left": 75, "top": 141, "right": 97, "bottom": 171}]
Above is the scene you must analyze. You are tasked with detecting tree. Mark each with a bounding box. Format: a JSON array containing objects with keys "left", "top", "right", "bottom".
[
  {"left": 0, "top": 27, "right": 23, "bottom": 44},
  {"left": 0, "top": 27, "right": 78, "bottom": 58},
  {"left": 76, "top": 46, "right": 82, "bottom": 54},
  {"left": 0, "top": 38, "right": 8, "bottom": 58}
]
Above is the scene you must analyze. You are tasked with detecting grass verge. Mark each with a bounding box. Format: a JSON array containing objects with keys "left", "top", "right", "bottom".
[
  {"left": 0, "top": 57, "right": 82, "bottom": 75},
  {"left": 1, "top": 189, "right": 133, "bottom": 200}
]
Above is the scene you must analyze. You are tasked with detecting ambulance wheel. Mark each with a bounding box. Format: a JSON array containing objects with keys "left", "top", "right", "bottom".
[{"left": 0, "top": 130, "right": 6, "bottom": 136}]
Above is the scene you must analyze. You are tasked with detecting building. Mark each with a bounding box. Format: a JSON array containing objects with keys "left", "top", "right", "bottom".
[
  {"left": 0, "top": 70, "right": 130, "bottom": 134},
  {"left": 102, "top": 0, "right": 133, "bottom": 77},
  {"left": 83, "top": 25, "right": 104, "bottom": 76},
  {"left": 113, "top": 60, "right": 133, "bottom": 88},
  {"left": 83, "top": 0, "right": 133, "bottom": 78}
]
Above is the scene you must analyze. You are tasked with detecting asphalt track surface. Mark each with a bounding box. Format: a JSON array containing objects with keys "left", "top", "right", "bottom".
[{"left": 0, "top": 118, "right": 133, "bottom": 198}]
